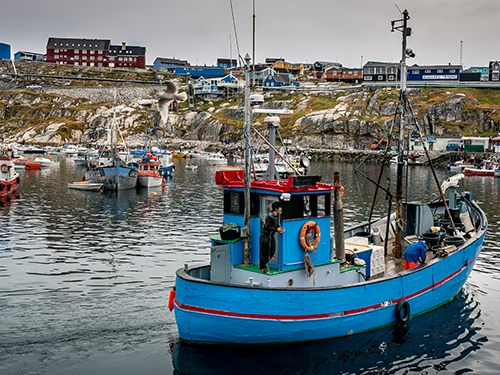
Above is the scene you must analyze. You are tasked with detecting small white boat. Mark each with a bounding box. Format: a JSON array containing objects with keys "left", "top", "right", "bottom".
[
  {"left": 34, "top": 157, "right": 60, "bottom": 167},
  {"left": 186, "top": 164, "right": 198, "bottom": 170},
  {"left": 205, "top": 153, "right": 228, "bottom": 165},
  {"left": 68, "top": 181, "right": 103, "bottom": 191}
]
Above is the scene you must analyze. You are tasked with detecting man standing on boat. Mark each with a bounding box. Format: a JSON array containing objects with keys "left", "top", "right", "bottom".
[
  {"left": 403, "top": 239, "right": 429, "bottom": 270},
  {"left": 259, "top": 202, "right": 285, "bottom": 273}
]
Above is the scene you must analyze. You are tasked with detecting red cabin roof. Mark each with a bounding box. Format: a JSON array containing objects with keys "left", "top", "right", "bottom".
[{"left": 215, "top": 170, "right": 338, "bottom": 193}]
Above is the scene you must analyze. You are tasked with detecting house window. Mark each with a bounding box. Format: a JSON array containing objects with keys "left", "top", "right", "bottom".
[
  {"left": 82, "top": 50, "right": 87, "bottom": 54},
  {"left": 98, "top": 56, "right": 103, "bottom": 61},
  {"left": 90, "top": 50, "right": 95, "bottom": 54},
  {"left": 109, "top": 56, "right": 115, "bottom": 61},
  {"left": 74, "top": 62, "right": 79, "bottom": 66},
  {"left": 98, "top": 63, "right": 102, "bottom": 67},
  {"left": 75, "top": 49, "right": 79, "bottom": 54},
  {"left": 82, "top": 56, "right": 87, "bottom": 60},
  {"left": 55, "top": 49, "right": 59, "bottom": 53},
  {"left": 98, "top": 50, "right": 102, "bottom": 54},
  {"left": 364, "top": 76, "right": 372, "bottom": 80},
  {"left": 90, "top": 56, "right": 94, "bottom": 60},
  {"left": 55, "top": 55, "right": 59, "bottom": 59},
  {"left": 118, "top": 57, "right": 123, "bottom": 61}
]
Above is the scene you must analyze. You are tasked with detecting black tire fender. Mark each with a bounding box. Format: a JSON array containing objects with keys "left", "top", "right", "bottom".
[{"left": 395, "top": 300, "right": 410, "bottom": 324}]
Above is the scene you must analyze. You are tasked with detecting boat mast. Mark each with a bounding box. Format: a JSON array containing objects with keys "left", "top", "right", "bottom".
[
  {"left": 243, "top": 53, "right": 252, "bottom": 265},
  {"left": 392, "top": 9, "right": 411, "bottom": 258}
]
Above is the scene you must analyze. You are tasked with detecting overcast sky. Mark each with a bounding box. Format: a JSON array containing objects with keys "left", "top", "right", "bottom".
[{"left": 1, "top": 0, "right": 497, "bottom": 69}]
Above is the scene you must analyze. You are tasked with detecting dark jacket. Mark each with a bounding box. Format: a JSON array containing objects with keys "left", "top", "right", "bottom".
[{"left": 261, "top": 213, "right": 280, "bottom": 236}]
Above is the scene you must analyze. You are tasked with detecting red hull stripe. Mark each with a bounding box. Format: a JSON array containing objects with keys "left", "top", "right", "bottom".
[{"left": 175, "top": 253, "right": 479, "bottom": 321}]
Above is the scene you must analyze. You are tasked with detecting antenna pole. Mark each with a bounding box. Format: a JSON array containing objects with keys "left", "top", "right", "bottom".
[
  {"left": 252, "top": 0, "right": 256, "bottom": 87},
  {"left": 243, "top": 54, "right": 252, "bottom": 265}
]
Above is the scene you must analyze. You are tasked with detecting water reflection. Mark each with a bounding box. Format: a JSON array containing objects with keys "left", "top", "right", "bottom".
[
  {"left": 1, "top": 156, "right": 499, "bottom": 375},
  {"left": 172, "top": 288, "right": 484, "bottom": 375}
]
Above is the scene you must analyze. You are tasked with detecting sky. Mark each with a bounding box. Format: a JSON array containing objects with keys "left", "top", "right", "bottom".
[{"left": 1, "top": 0, "right": 498, "bottom": 69}]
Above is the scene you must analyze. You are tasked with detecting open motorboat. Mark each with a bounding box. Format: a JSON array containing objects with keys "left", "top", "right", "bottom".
[
  {"left": 34, "top": 156, "right": 60, "bottom": 167},
  {"left": 169, "top": 11, "right": 487, "bottom": 344},
  {"left": 68, "top": 181, "right": 103, "bottom": 191},
  {"left": 205, "top": 152, "right": 228, "bottom": 165}
]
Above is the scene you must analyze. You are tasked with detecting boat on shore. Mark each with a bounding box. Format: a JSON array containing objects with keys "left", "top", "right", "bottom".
[{"left": 170, "top": 10, "right": 487, "bottom": 345}]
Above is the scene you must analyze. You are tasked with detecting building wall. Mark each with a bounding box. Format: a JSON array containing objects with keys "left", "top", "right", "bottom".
[
  {"left": 46, "top": 39, "right": 145, "bottom": 69},
  {"left": 0, "top": 42, "right": 11, "bottom": 60},
  {"left": 406, "top": 67, "right": 460, "bottom": 82}
]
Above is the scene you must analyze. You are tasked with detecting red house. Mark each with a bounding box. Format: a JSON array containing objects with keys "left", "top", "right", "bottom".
[{"left": 46, "top": 37, "right": 146, "bottom": 69}]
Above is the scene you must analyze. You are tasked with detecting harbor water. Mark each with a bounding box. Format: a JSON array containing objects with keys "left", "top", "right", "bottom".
[{"left": 1, "top": 156, "right": 499, "bottom": 375}]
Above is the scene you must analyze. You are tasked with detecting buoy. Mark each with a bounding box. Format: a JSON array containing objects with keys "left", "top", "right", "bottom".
[
  {"left": 151, "top": 192, "right": 156, "bottom": 196},
  {"left": 168, "top": 288, "right": 176, "bottom": 311},
  {"left": 162, "top": 179, "right": 166, "bottom": 184},
  {"left": 99, "top": 189, "right": 103, "bottom": 193}
]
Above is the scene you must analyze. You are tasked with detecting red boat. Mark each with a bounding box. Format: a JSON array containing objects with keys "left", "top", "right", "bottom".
[
  {"left": 1, "top": 149, "right": 20, "bottom": 196},
  {"left": 13, "top": 157, "right": 41, "bottom": 170},
  {"left": 463, "top": 167, "right": 495, "bottom": 176}
]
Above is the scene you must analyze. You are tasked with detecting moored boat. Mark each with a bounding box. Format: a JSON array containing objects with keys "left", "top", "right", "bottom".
[
  {"left": 128, "top": 157, "right": 164, "bottom": 187},
  {"left": 205, "top": 152, "right": 228, "bottom": 165},
  {"left": 0, "top": 148, "right": 20, "bottom": 196},
  {"left": 170, "top": 10, "right": 487, "bottom": 345},
  {"left": 68, "top": 181, "right": 103, "bottom": 191},
  {"left": 34, "top": 156, "right": 60, "bottom": 167},
  {"left": 13, "top": 158, "right": 41, "bottom": 170}
]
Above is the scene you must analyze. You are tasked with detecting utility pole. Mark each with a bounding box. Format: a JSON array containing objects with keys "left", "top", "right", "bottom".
[
  {"left": 252, "top": 0, "right": 256, "bottom": 87},
  {"left": 391, "top": 9, "right": 413, "bottom": 259},
  {"left": 460, "top": 40, "right": 463, "bottom": 67}
]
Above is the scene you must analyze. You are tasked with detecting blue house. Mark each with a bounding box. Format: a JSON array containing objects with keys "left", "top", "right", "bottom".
[
  {"left": 14, "top": 51, "right": 45, "bottom": 62},
  {"left": 406, "top": 64, "right": 462, "bottom": 82},
  {"left": 194, "top": 74, "right": 240, "bottom": 99},
  {"left": 263, "top": 73, "right": 299, "bottom": 89},
  {"left": 175, "top": 65, "right": 226, "bottom": 79}
]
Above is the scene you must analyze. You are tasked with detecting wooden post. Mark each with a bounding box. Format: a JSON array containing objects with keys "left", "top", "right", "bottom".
[{"left": 333, "top": 172, "right": 345, "bottom": 262}]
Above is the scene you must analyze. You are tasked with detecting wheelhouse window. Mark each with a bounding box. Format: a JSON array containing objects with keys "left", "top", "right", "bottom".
[
  {"left": 224, "top": 191, "right": 259, "bottom": 215},
  {"left": 282, "top": 194, "right": 331, "bottom": 220}
]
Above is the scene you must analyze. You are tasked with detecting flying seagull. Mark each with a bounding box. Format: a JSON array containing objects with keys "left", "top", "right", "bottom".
[{"left": 158, "top": 81, "right": 187, "bottom": 124}]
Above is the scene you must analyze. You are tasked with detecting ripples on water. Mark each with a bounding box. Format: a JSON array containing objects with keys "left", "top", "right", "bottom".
[{"left": 0, "top": 157, "right": 499, "bottom": 374}]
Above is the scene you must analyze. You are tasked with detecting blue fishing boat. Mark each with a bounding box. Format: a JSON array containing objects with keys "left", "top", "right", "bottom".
[{"left": 170, "top": 10, "right": 487, "bottom": 344}]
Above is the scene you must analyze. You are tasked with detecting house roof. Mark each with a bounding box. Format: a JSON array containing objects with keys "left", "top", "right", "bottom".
[
  {"left": 364, "top": 61, "right": 399, "bottom": 67},
  {"left": 407, "top": 64, "right": 462, "bottom": 71},
  {"left": 108, "top": 44, "right": 146, "bottom": 56},
  {"left": 155, "top": 57, "right": 190, "bottom": 66},
  {"left": 217, "top": 58, "right": 237, "bottom": 65},
  {"left": 47, "top": 37, "right": 110, "bottom": 50}
]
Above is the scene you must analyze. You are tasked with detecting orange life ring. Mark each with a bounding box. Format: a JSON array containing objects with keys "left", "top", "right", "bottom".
[
  {"left": 299, "top": 221, "right": 321, "bottom": 252},
  {"left": 0, "top": 164, "right": 9, "bottom": 173}
]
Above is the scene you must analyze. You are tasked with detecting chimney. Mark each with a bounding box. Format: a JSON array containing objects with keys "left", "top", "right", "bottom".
[{"left": 121, "top": 42, "right": 126, "bottom": 50}]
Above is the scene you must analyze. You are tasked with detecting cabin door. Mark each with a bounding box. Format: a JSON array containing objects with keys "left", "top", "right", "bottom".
[{"left": 260, "top": 196, "right": 281, "bottom": 264}]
